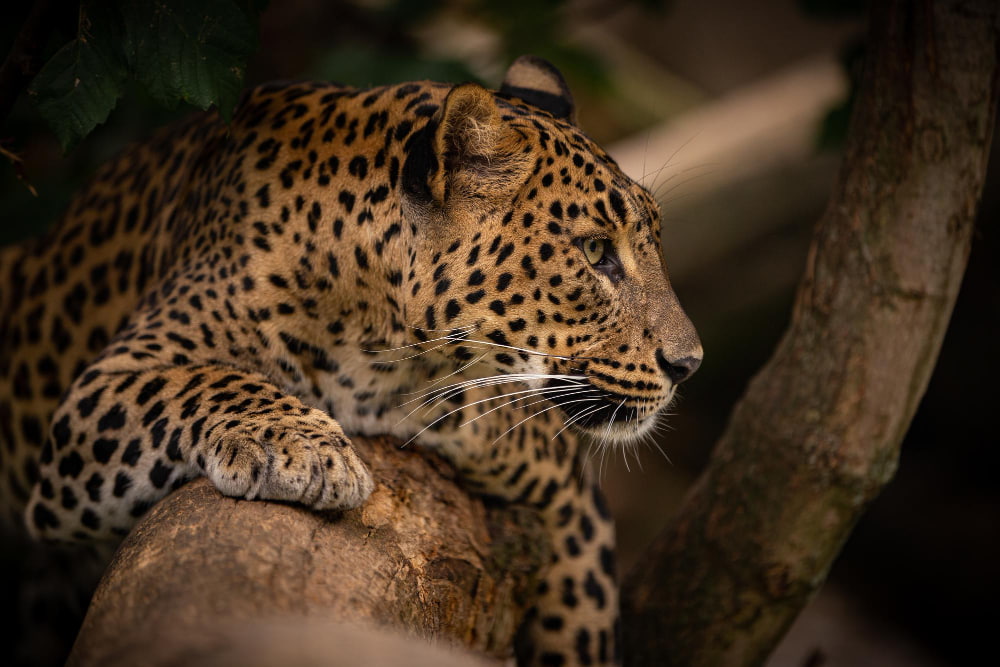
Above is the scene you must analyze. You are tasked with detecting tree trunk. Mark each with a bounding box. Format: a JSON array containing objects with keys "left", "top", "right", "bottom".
[
  {"left": 67, "top": 436, "right": 549, "bottom": 667},
  {"left": 621, "top": 1, "right": 998, "bottom": 665}
]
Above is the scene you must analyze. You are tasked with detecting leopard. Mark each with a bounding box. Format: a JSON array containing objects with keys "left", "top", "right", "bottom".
[{"left": 0, "top": 56, "right": 701, "bottom": 666}]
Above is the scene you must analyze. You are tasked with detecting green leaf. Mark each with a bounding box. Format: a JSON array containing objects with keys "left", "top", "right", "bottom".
[
  {"left": 119, "top": 0, "right": 257, "bottom": 121},
  {"left": 29, "top": 5, "right": 128, "bottom": 151}
]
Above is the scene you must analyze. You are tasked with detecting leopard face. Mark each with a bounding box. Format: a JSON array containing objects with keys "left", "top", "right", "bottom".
[{"left": 403, "top": 80, "right": 701, "bottom": 445}]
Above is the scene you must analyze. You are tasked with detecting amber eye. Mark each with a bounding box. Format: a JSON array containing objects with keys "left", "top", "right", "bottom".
[{"left": 582, "top": 238, "right": 606, "bottom": 265}]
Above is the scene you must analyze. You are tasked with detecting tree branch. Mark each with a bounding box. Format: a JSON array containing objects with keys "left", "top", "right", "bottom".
[
  {"left": 621, "top": 1, "right": 998, "bottom": 664},
  {"left": 67, "top": 436, "right": 550, "bottom": 667}
]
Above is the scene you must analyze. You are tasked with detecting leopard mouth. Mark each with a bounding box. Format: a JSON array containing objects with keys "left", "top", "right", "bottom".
[{"left": 542, "top": 377, "right": 670, "bottom": 441}]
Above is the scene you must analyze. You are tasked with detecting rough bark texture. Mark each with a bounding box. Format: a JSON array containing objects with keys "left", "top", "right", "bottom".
[
  {"left": 621, "top": 1, "right": 999, "bottom": 665},
  {"left": 68, "top": 436, "right": 549, "bottom": 667}
]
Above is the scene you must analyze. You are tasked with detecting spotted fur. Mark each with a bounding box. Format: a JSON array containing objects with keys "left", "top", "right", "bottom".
[{"left": 0, "top": 57, "right": 701, "bottom": 666}]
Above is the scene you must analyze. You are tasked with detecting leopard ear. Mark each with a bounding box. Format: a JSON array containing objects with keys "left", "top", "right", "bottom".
[
  {"left": 435, "top": 83, "right": 503, "bottom": 165},
  {"left": 429, "top": 82, "right": 527, "bottom": 205},
  {"left": 500, "top": 55, "right": 575, "bottom": 122}
]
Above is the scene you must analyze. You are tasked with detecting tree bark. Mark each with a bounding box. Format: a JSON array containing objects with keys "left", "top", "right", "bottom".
[
  {"left": 621, "top": 1, "right": 998, "bottom": 665},
  {"left": 67, "top": 436, "right": 549, "bottom": 667}
]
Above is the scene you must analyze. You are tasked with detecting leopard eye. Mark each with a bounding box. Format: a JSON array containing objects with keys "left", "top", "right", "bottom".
[{"left": 582, "top": 238, "right": 606, "bottom": 265}]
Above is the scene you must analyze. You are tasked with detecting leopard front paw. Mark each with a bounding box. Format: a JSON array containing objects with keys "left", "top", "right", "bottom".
[{"left": 202, "top": 415, "right": 373, "bottom": 511}]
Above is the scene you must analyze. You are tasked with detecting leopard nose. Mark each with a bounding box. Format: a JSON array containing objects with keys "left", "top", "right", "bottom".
[{"left": 655, "top": 349, "right": 702, "bottom": 384}]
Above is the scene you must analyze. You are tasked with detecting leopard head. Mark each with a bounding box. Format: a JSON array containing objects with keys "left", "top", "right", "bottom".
[{"left": 403, "top": 57, "right": 702, "bottom": 443}]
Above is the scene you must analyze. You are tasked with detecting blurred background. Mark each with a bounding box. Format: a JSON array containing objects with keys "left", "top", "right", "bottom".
[{"left": 1, "top": 1, "right": 996, "bottom": 665}]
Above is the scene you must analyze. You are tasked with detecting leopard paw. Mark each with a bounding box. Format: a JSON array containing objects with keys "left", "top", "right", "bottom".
[{"left": 201, "top": 414, "right": 373, "bottom": 511}]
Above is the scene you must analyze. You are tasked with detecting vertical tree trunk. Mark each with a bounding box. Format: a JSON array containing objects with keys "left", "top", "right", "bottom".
[{"left": 621, "top": 1, "right": 998, "bottom": 664}]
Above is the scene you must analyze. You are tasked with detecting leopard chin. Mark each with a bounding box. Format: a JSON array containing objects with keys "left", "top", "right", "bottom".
[
  {"left": 574, "top": 414, "right": 663, "bottom": 446},
  {"left": 542, "top": 376, "right": 675, "bottom": 445}
]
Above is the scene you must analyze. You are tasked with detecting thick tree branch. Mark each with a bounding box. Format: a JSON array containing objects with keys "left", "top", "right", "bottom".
[
  {"left": 621, "top": 1, "right": 998, "bottom": 664},
  {"left": 67, "top": 436, "right": 549, "bottom": 667}
]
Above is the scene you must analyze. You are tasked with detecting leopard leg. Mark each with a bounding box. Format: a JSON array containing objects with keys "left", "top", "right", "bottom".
[
  {"left": 440, "top": 414, "right": 619, "bottom": 666},
  {"left": 514, "top": 474, "right": 620, "bottom": 667},
  {"left": 26, "top": 362, "right": 372, "bottom": 541}
]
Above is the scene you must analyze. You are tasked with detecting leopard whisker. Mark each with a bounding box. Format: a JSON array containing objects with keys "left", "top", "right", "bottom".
[
  {"left": 405, "top": 379, "right": 572, "bottom": 419},
  {"left": 646, "top": 159, "right": 713, "bottom": 201},
  {"left": 372, "top": 338, "right": 486, "bottom": 364},
  {"left": 640, "top": 131, "right": 701, "bottom": 193},
  {"left": 553, "top": 401, "right": 605, "bottom": 441},
  {"left": 422, "top": 352, "right": 490, "bottom": 390},
  {"left": 577, "top": 406, "right": 605, "bottom": 484},
  {"left": 629, "top": 440, "right": 644, "bottom": 472},
  {"left": 457, "top": 336, "right": 575, "bottom": 361},
  {"left": 403, "top": 372, "right": 586, "bottom": 400},
  {"left": 402, "top": 375, "right": 532, "bottom": 409},
  {"left": 399, "top": 375, "right": 525, "bottom": 421},
  {"left": 446, "top": 384, "right": 594, "bottom": 428},
  {"left": 404, "top": 321, "right": 595, "bottom": 364},
  {"left": 598, "top": 435, "right": 611, "bottom": 484},
  {"left": 491, "top": 396, "right": 599, "bottom": 446},
  {"left": 647, "top": 432, "right": 671, "bottom": 464},
  {"left": 653, "top": 168, "right": 716, "bottom": 207},
  {"left": 602, "top": 398, "right": 626, "bottom": 447},
  {"left": 400, "top": 372, "right": 586, "bottom": 409},
  {"left": 402, "top": 383, "right": 589, "bottom": 445},
  {"left": 461, "top": 387, "right": 599, "bottom": 428},
  {"left": 401, "top": 323, "right": 479, "bottom": 334},
  {"left": 640, "top": 130, "right": 650, "bottom": 189},
  {"left": 362, "top": 326, "right": 476, "bottom": 355},
  {"left": 491, "top": 403, "right": 563, "bottom": 447},
  {"left": 508, "top": 388, "right": 602, "bottom": 416}
]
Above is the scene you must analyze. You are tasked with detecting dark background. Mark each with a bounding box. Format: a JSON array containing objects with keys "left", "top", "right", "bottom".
[{"left": 2, "top": 1, "right": 995, "bottom": 665}]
